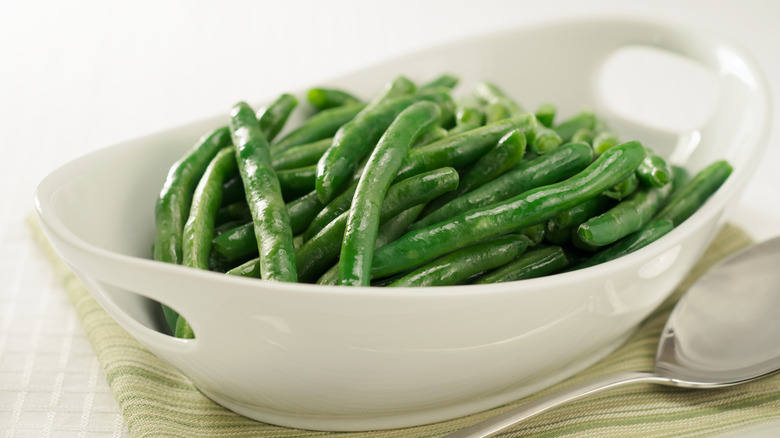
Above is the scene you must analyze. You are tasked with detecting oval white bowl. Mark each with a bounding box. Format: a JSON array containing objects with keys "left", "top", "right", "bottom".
[{"left": 34, "top": 16, "right": 770, "bottom": 431}]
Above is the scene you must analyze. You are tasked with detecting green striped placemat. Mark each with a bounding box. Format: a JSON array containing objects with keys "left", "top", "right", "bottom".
[{"left": 30, "top": 218, "right": 780, "bottom": 437}]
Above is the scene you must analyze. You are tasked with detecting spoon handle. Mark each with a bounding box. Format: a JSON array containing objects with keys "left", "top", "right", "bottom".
[{"left": 444, "top": 371, "right": 671, "bottom": 438}]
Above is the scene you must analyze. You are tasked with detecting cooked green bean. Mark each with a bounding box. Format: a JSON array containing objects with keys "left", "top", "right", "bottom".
[
  {"left": 592, "top": 130, "right": 620, "bottom": 155},
  {"left": 153, "top": 126, "right": 231, "bottom": 331},
  {"left": 371, "top": 141, "right": 646, "bottom": 278},
  {"left": 548, "top": 196, "right": 615, "bottom": 230},
  {"left": 474, "top": 81, "right": 524, "bottom": 115},
  {"left": 306, "top": 87, "right": 361, "bottom": 111},
  {"left": 412, "top": 125, "right": 449, "bottom": 148},
  {"left": 394, "top": 113, "right": 536, "bottom": 181},
  {"left": 472, "top": 245, "right": 567, "bottom": 284},
  {"left": 653, "top": 160, "right": 732, "bottom": 226},
  {"left": 604, "top": 173, "right": 639, "bottom": 200},
  {"left": 271, "top": 103, "right": 365, "bottom": 153},
  {"left": 315, "top": 204, "right": 426, "bottom": 286},
  {"left": 573, "top": 218, "right": 675, "bottom": 270},
  {"left": 256, "top": 93, "right": 298, "bottom": 142},
  {"left": 419, "top": 73, "right": 459, "bottom": 91},
  {"left": 414, "top": 141, "right": 594, "bottom": 230},
  {"left": 271, "top": 137, "right": 332, "bottom": 170},
  {"left": 286, "top": 190, "right": 325, "bottom": 235},
  {"left": 339, "top": 101, "right": 442, "bottom": 286},
  {"left": 230, "top": 101, "right": 297, "bottom": 282},
  {"left": 448, "top": 105, "right": 485, "bottom": 135},
  {"left": 315, "top": 88, "right": 454, "bottom": 203},
  {"left": 215, "top": 202, "right": 251, "bottom": 226},
  {"left": 276, "top": 165, "right": 316, "bottom": 201},
  {"left": 297, "top": 167, "right": 459, "bottom": 283},
  {"left": 636, "top": 149, "right": 673, "bottom": 188},
  {"left": 422, "top": 128, "right": 526, "bottom": 217},
  {"left": 175, "top": 146, "right": 238, "bottom": 338},
  {"left": 531, "top": 124, "right": 563, "bottom": 155},
  {"left": 578, "top": 183, "right": 672, "bottom": 247},
  {"left": 535, "top": 103, "right": 556, "bottom": 128},
  {"left": 388, "top": 234, "right": 531, "bottom": 287},
  {"left": 553, "top": 110, "right": 596, "bottom": 143}
]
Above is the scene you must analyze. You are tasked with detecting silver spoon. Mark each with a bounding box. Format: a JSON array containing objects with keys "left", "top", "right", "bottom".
[{"left": 445, "top": 235, "right": 780, "bottom": 438}]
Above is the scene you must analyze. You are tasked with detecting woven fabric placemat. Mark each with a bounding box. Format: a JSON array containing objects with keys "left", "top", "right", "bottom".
[{"left": 30, "top": 218, "right": 780, "bottom": 437}]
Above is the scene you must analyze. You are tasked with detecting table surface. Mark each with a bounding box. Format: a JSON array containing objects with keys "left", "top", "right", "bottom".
[{"left": 2, "top": 1, "right": 779, "bottom": 436}]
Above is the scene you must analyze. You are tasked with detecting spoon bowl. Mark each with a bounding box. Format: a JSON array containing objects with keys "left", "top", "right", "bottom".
[{"left": 447, "top": 235, "right": 780, "bottom": 437}]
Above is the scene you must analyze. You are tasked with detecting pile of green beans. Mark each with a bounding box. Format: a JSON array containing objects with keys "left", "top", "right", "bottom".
[{"left": 152, "top": 74, "right": 733, "bottom": 338}]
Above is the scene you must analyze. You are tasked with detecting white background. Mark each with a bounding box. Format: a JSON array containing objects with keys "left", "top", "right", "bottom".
[{"left": 1, "top": 0, "right": 778, "bottom": 436}]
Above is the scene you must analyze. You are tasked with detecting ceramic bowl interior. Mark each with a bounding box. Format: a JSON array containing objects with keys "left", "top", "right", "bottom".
[{"left": 34, "top": 16, "right": 770, "bottom": 431}]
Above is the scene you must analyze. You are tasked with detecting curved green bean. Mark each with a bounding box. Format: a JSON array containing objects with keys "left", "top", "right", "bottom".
[
  {"left": 230, "top": 101, "right": 297, "bottom": 282},
  {"left": 306, "top": 87, "right": 361, "bottom": 111},
  {"left": 654, "top": 160, "right": 732, "bottom": 226},
  {"left": 472, "top": 245, "right": 567, "bottom": 284},
  {"left": 256, "top": 93, "right": 298, "bottom": 142},
  {"left": 371, "top": 141, "right": 646, "bottom": 278},
  {"left": 271, "top": 103, "right": 365, "bottom": 153},
  {"left": 388, "top": 234, "right": 531, "bottom": 287}
]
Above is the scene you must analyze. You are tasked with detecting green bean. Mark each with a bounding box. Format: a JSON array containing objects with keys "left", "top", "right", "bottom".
[
  {"left": 287, "top": 190, "right": 325, "bottom": 235},
  {"left": 604, "top": 173, "right": 639, "bottom": 200},
  {"left": 388, "top": 234, "right": 531, "bottom": 287},
  {"left": 592, "top": 130, "right": 620, "bottom": 155},
  {"left": 225, "top": 257, "right": 261, "bottom": 278},
  {"left": 420, "top": 73, "right": 459, "bottom": 90},
  {"left": 153, "top": 126, "right": 231, "bottom": 331},
  {"left": 306, "top": 87, "right": 361, "bottom": 111},
  {"left": 535, "top": 103, "right": 556, "bottom": 128},
  {"left": 653, "top": 160, "right": 732, "bottom": 226},
  {"left": 548, "top": 196, "right": 615, "bottom": 230},
  {"left": 394, "top": 113, "right": 536, "bottom": 181},
  {"left": 297, "top": 167, "right": 459, "bottom": 283},
  {"left": 414, "top": 141, "right": 594, "bottom": 230},
  {"left": 276, "top": 165, "right": 316, "bottom": 201},
  {"left": 230, "top": 101, "right": 297, "bottom": 282},
  {"left": 553, "top": 110, "right": 596, "bottom": 143},
  {"left": 215, "top": 202, "right": 251, "bottom": 226},
  {"left": 578, "top": 183, "right": 672, "bottom": 247},
  {"left": 573, "top": 218, "right": 675, "bottom": 270},
  {"left": 271, "top": 103, "right": 366, "bottom": 153},
  {"left": 370, "top": 141, "right": 646, "bottom": 278},
  {"left": 636, "top": 149, "right": 673, "bottom": 188},
  {"left": 270, "top": 137, "right": 332, "bottom": 170},
  {"left": 220, "top": 173, "right": 246, "bottom": 205},
  {"left": 256, "top": 93, "right": 298, "bottom": 142},
  {"left": 315, "top": 205, "right": 426, "bottom": 286},
  {"left": 182, "top": 146, "right": 238, "bottom": 270},
  {"left": 412, "top": 125, "right": 449, "bottom": 148},
  {"left": 359, "top": 75, "right": 416, "bottom": 115},
  {"left": 474, "top": 81, "right": 524, "bottom": 115},
  {"left": 670, "top": 165, "right": 691, "bottom": 194},
  {"left": 472, "top": 245, "right": 567, "bottom": 284},
  {"left": 315, "top": 88, "right": 454, "bottom": 203},
  {"left": 448, "top": 105, "right": 485, "bottom": 135},
  {"left": 174, "top": 146, "right": 238, "bottom": 338},
  {"left": 485, "top": 102, "right": 512, "bottom": 123},
  {"left": 544, "top": 225, "right": 572, "bottom": 246},
  {"left": 531, "top": 124, "right": 563, "bottom": 155},
  {"left": 303, "top": 181, "right": 358, "bottom": 241},
  {"left": 339, "top": 101, "right": 441, "bottom": 286},
  {"left": 422, "top": 128, "right": 526, "bottom": 217},
  {"left": 516, "top": 223, "right": 546, "bottom": 246},
  {"left": 571, "top": 127, "right": 594, "bottom": 144}
]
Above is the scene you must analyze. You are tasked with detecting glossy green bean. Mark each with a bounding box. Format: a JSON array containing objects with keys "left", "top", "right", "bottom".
[
  {"left": 306, "top": 87, "right": 361, "bottom": 110},
  {"left": 388, "top": 234, "right": 531, "bottom": 287},
  {"left": 636, "top": 149, "right": 673, "bottom": 188},
  {"left": 370, "top": 141, "right": 646, "bottom": 278},
  {"left": 535, "top": 103, "right": 556, "bottom": 128},
  {"left": 230, "top": 101, "right": 297, "bottom": 282},
  {"left": 256, "top": 93, "right": 298, "bottom": 142},
  {"left": 578, "top": 183, "right": 672, "bottom": 247},
  {"left": 654, "top": 160, "right": 732, "bottom": 226},
  {"left": 573, "top": 218, "right": 675, "bottom": 270},
  {"left": 153, "top": 126, "right": 231, "bottom": 331},
  {"left": 422, "top": 128, "right": 526, "bottom": 217},
  {"left": 276, "top": 165, "right": 316, "bottom": 202},
  {"left": 414, "top": 142, "right": 594, "bottom": 230},
  {"left": 553, "top": 111, "right": 596, "bottom": 143},
  {"left": 297, "top": 167, "right": 459, "bottom": 283},
  {"left": 339, "top": 102, "right": 441, "bottom": 286},
  {"left": 448, "top": 105, "right": 485, "bottom": 135},
  {"left": 394, "top": 113, "right": 536, "bottom": 182},
  {"left": 472, "top": 245, "right": 567, "bottom": 284},
  {"left": 271, "top": 103, "right": 365, "bottom": 153},
  {"left": 315, "top": 88, "right": 453, "bottom": 203}
]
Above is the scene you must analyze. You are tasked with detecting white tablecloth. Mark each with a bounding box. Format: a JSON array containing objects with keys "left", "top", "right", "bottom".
[{"left": 2, "top": 0, "right": 779, "bottom": 436}]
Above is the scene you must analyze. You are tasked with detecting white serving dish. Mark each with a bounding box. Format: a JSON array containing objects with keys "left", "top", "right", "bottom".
[{"left": 34, "top": 16, "right": 770, "bottom": 431}]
